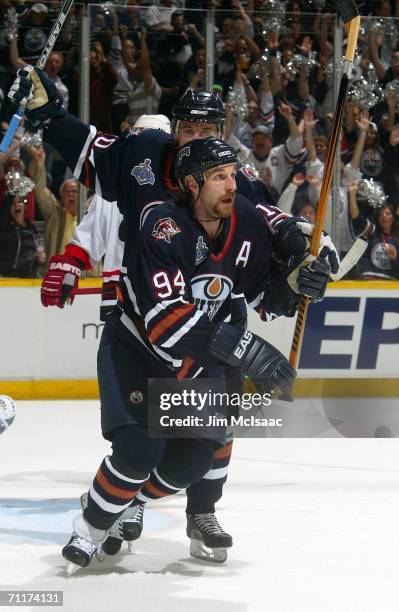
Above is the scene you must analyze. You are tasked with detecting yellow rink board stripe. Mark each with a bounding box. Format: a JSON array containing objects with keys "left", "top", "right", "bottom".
[
  {"left": 0, "top": 279, "right": 398, "bottom": 290},
  {"left": 0, "top": 278, "right": 102, "bottom": 288},
  {"left": 1, "top": 378, "right": 398, "bottom": 400}
]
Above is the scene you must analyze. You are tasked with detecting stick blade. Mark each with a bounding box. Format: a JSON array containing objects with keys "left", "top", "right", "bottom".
[{"left": 335, "top": 0, "right": 359, "bottom": 22}]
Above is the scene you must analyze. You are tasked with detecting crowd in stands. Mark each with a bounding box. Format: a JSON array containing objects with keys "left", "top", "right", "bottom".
[{"left": 1, "top": 0, "right": 399, "bottom": 280}]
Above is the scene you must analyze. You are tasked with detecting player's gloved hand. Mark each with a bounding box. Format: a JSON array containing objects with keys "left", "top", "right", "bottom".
[
  {"left": 41, "top": 255, "right": 82, "bottom": 308},
  {"left": 210, "top": 323, "right": 296, "bottom": 395},
  {"left": 273, "top": 216, "right": 340, "bottom": 275},
  {"left": 288, "top": 254, "right": 331, "bottom": 301},
  {"left": 8, "top": 67, "right": 65, "bottom": 127},
  {"left": 260, "top": 255, "right": 331, "bottom": 319}
]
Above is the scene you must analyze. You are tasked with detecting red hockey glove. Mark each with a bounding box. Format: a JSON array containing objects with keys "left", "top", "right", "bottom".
[{"left": 41, "top": 255, "right": 82, "bottom": 308}]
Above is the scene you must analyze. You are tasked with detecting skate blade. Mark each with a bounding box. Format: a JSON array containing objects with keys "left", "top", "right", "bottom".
[
  {"left": 96, "top": 548, "right": 105, "bottom": 562},
  {"left": 127, "top": 541, "right": 134, "bottom": 553},
  {"left": 80, "top": 492, "right": 88, "bottom": 511},
  {"left": 189, "top": 538, "right": 227, "bottom": 563},
  {"left": 65, "top": 561, "right": 81, "bottom": 577}
]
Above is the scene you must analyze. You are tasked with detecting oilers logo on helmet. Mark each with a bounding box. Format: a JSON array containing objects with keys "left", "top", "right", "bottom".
[
  {"left": 152, "top": 218, "right": 182, "bottom": 243},
  {"left": 191, "top": 274, "right": 233, "bottom": 320},
  {"left": 131, "top": 158, "right": 155, "bottom": 186}
]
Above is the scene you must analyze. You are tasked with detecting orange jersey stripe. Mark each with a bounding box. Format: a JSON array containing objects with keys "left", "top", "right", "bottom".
[
  {"left": 214, "top": 441, "right": 233, "bottom": 459},
  {"left": 177, "top": 356, "right": 195, "bottom": 380},
  {"left": 96, "top": 468, "right": 137, "bottom": 500},
  {"left": 149, "top": 303, "right": 196, "bottom": 344}
]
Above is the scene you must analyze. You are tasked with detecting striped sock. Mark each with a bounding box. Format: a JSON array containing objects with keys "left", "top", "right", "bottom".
[
  {"left": 135, "top": 467, "right": 182, "bottom": 504},
  {"left": 86, "top": 455, "right": 148, "bottom": 529},
  {"left": 201, "top": 440, "right": 233, "bottom": 481}
]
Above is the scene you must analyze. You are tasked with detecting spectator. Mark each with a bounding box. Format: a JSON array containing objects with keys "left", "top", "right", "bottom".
[
  {"left": 370, "top": 34, "right": 399, "bottom": 85},
  {"left": 182, "top": 46, "right": 206, "bottom": 91},
  {"left": 0, "top": 152, "right": 35, "bottom": 223},
  {"left": 145, "top": 0, "right": 177, "bottom": 34},
  {"left": 18, "top": 3, "right": 51, "bottom": 64},
  {"left": 89, "top": 41, "right": 118, "bottom": 132},
  {"left": 106, "top": 9, "right": 135, "bottom": 133},
  {"left": 226, "top": 56, "right": 274, "bottom": 148},
  {"left": 126, "top": 30, "right": 162, "bottom": 125},
  {"left": 227, "top": 101, "right": 304, "bottom": 195},
  {"left": 277, "top": 172, "right": 317, "bottom": 224},
  {"left": 167, "top": 11, "right": 204, "bottom": 67},
  {"left": 152, "top": 38, "right": 182, "bottom": 118},
  {"left": 45, "top": 51, "right": 69, "bottom": 111},
  {"left": 348, "top": 180, "right": 399, "bottom": 280},
  {"left": 28, "top": 147, "right": 78, "bottom": 265},
  {"left": 44, "top": 51, "right": 69, "bottom": 192},
  {"left": 348, "top": 112, "right": 399, "bottom": 199},
  {"left": 0, "top": 193, "right": 44, "bottom": 278}
]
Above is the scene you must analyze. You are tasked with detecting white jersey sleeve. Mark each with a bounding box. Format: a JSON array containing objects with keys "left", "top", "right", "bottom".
[{"left": 70, "top": 194, "right": 124, "bottom": 282}]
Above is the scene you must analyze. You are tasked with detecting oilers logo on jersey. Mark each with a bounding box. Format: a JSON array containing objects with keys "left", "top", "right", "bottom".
[
  {"left": 152, "top": 218, "right": 182, "bottom": 243},
  {"left": 131, "top": 158, "right": 156, "bottom": 186},
  {"left": 191, "top": 274, "right": 233, "bottom": 320}
]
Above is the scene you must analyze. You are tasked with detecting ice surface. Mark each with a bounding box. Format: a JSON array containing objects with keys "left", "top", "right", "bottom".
[{"left": 1, "top": 400, "right": 399, "bottom": 612}]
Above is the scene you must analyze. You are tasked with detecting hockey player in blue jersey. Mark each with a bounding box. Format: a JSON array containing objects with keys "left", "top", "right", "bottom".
[
  {"left": 8, "top": 69, "right": 337, "bottom": 563},
  {"left": 59, "top": 138, "right": 303, "bottom": 572}
]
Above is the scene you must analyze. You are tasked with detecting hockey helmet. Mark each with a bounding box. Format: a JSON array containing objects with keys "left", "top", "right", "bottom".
[
  {"left": 175, "top": 137, "right": 237, "bottom": 191},
  {"left": 171, "top": 89, "right": 226, "bottom": 137},
  {"left": 133, "top": 114, "right": 171, "bottom": 134}
]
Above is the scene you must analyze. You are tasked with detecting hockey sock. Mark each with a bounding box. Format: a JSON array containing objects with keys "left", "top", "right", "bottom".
[
  {"left": 85, "top": 456, "right": 149, "bottom": 530},
  {"left": 186, "top": 441, "right": 233, "bottom": 514},
  {"left": 135, "top": 467, "right": 183, "bottom": 503},
  {"left": 136, "top": 438, "right": 216, "bottom": 503}
]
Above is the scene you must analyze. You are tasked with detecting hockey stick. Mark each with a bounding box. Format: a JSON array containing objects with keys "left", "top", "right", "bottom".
[
  {"left": 282, "top": 0, "right": 360, "bottom": 399},
  {"left": 71, "top": 287, "right": 102, "bottom": 296},
  {"left": 0, "top": 0, "right": 74, "bottom": 154}
]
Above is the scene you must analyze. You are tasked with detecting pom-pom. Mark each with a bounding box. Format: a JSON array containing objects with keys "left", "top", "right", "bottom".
[
  {"left": 227, "top": 88, "right": 249, "bottom": 122},
  {"left": 20, "top": 129, "right": 43, "bottom": 149},
  {"left": 357, "top": 178, "right": 387, "bottom": 209},
  {"left": 5, "top": 171, "right": 35, "bottom": 198}
]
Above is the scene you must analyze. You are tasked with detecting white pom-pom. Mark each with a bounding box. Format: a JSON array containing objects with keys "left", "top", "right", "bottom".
[{"left": 0, "top": 395, "right": 16, "bottom": 434}]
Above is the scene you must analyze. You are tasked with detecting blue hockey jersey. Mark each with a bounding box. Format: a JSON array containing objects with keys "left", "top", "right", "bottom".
[{"left": 119, "top": 194, "right": 273, "bottom": 378}]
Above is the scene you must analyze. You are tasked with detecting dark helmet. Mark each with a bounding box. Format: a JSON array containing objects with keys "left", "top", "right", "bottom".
[
  {"left": 175, "top": 137, "right": 237, "bottom": 191},
  {"left": 171, "top": 89, "right": 226, "bottom": 136}
]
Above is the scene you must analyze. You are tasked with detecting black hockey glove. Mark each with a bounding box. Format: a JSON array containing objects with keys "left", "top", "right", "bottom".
[
  {"left": 262, "top": 255, "right": 331, "bottom": 318},
  {"left": 295, "top": 256, "right": 330, "bottom": 301},
  {"left": 209, "top": 323, "right": 296, "bottom": 395},
  {"left": 8, "top": 67, "right": 65, "bottom": 128},
  {"left": 273, "top": 217, "right": 340, "bottom": 275}
]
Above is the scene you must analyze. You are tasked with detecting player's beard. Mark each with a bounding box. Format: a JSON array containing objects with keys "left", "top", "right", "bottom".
[{"left": 213, "top": 193, "right": 235, "bottom": 219}]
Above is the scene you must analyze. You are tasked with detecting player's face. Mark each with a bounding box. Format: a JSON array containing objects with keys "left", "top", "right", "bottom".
[
  {"left": 177, "top": 121, "right": 219, "bottom": 146},
  {"left": 197, "top": 164, "right": 237, "bottom": 220}
]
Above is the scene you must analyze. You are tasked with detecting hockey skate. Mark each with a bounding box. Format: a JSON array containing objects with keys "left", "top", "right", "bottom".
[
  {"left": 186, "top": 513, "right": 233, "bottom": 563},
  {"left": 100, "top": 503, "right": 145, "bottom": 558},
  {"left": 62, "top": 512, "right": 108, "bottom": 576}
]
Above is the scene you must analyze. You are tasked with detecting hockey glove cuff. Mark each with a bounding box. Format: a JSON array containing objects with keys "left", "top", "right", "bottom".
[
  {"left": 41, "top": 255, "right": 83, "bottom": 308},
  {"left": 209, "top": 323, "right": 296, "bottom": 394}
]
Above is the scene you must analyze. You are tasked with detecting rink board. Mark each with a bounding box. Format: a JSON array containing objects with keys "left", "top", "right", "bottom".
[{"left": 1, "top": 279, "right": 398, "bottom": 398}]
